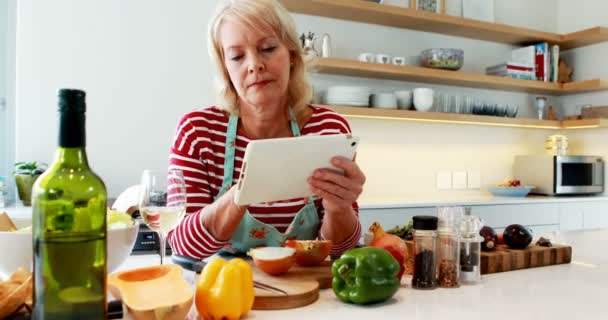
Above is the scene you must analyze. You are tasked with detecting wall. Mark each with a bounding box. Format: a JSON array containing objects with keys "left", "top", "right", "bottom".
[
  {"left": 15, "top": 0, "right": 564, "bottom": 199},
  {"left": 555, "top": 0, "right": 608, "bottom": 194}
]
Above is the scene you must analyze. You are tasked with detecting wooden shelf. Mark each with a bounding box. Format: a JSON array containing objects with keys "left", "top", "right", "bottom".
[
  {"left": 324, "top": 105, "right": 608, "bottom": 130},
  {"left": 280, "top": 0, "right": 608, "bottom": 49},
  {"left": 309, "top": 58, "right": 608, "bottom": 95}
]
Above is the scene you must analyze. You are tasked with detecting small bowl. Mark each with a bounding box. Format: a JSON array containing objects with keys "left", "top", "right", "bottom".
[
  {"left": 420, "top": 48, "right": 464, "bottom": 71},
  {"left": 489, "top": 186, "right": 534, "bottom": 197}
]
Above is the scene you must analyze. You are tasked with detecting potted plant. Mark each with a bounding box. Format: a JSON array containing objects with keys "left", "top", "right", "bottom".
[{"left": 14, "top": 161, "right": 47, "bottom": 206}]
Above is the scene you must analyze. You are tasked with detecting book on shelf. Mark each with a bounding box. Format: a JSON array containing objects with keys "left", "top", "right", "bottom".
[
  {"left": 511, "top": 43, "right": 551, "bottom": 82},
  {"left": 551, "top": 45, "right": 560, "bottom": 83},
  {"left": 486, "top": 62, "right": 536, "bottom": 80}
]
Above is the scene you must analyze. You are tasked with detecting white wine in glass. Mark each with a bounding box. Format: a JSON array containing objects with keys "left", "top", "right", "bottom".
[{"left": 139, "top": 169, "right": 186, "bottom": 264}]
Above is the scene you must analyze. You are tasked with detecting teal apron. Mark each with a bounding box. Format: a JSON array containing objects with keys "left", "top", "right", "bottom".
[{"left": 214, "top": 112, "right": 320, "bottom": 254}]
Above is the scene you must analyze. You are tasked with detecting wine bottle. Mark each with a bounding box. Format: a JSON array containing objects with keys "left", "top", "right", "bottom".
[{"left": 32, "top": 89, "right": 107, "bottom": 319}]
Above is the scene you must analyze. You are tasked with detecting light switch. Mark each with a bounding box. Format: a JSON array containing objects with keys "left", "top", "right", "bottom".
[
  {"left": 468, "top": 171, "right": 481, "bottom": 189},
  {"left": 452, "top": 171, "right": 467, "bottom": 190},
  {"left": 437, "top": 171, "right": 452, "bottom": 190}
]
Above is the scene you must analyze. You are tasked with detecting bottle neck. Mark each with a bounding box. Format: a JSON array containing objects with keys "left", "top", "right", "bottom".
[
  {"left": 56, "top": 110, "right": 88, "bottom": 167},
  {"left": 58, "top": 111, "right": 86, "bottom": 148}
]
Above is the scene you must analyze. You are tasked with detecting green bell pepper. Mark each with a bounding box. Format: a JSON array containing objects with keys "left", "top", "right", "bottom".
[{"left": 331, "top": 247, "right": 401, "bottom": 305}]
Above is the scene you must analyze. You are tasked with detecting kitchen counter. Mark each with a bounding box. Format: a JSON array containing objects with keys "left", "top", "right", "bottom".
[
  {"left": 118, "top": 229, "right": 608, "bottom": 320},
  {"left": 4, "top": 194, "right": 608, "bottom": 215}
]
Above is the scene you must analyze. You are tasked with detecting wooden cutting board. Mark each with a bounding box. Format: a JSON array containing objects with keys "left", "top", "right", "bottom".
[
  {"left": 481, "top": 244, "right": 572, "bottom": 275},
  {"left": 251, "top": 260, "right": 333, "bottom": 310}
]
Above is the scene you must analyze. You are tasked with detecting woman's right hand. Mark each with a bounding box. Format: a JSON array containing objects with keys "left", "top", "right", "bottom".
[{"left": 202, "top": 185, "right": 248, "bottom": 241}]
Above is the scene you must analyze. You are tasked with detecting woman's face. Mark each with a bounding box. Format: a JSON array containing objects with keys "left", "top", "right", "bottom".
[{"left": 219, "top": 18, "right": 292, "bottom": 109}]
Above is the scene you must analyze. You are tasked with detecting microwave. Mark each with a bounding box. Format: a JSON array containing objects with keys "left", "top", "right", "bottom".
[{"left": 514, "top": 155, "right": 604, "bottom": 195}]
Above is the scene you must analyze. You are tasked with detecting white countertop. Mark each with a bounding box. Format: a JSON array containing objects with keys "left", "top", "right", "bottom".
[
  {"left": 117, "top": 229, "right": 608, "bottom": 320},
  {"left": 3, "top": 194, "right": 608, "bottom": 216}
]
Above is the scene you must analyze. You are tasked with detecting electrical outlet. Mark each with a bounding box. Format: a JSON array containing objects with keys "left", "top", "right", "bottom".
[
  {"left": 468, "top": 171, "right": 481, "bottom": 189},
  {"left": 452, "top": 171, "right": 467, "bottom": 190},
  {"left": 437, "top": 171, "right": 452, "bottom": 190}
]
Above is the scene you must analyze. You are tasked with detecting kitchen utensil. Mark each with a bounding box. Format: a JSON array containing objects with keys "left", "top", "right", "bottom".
[
  {"left": 358, "top": 52, "right": 375, "bottom": 63},
  {"left": 413, "top": 88, "right": 434, "bottom": 112},
  {"left": 392, "top": 56, "right": 407, "bottom": 65},
  {"left": 394, "top": 90, "right": 413, "bottom": 109},
  {"left": 535, "top": 96, "right": 547, "bottom": 120},
  {"left": 375, "top": 53, "right": 391, "bottom": 64},
  {"left": 420, "top": 48, "right": 464, "bottom": 70},
  {"left": 481, "top": 243, "right": 572, "bottom": 274}
]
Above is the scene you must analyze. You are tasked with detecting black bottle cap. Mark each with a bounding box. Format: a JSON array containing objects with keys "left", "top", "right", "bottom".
[
  {"left": 58, "top": 88, "right": 86, "bottom": 113},
  {"left": 413, "top": 215, "right": 438, "bottom": 230}
]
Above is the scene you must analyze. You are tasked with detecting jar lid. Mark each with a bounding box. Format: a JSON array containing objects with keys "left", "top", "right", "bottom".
[
  {"left": 459, "top": 214, "right": 483, "bottom": 239},
  {"left": 413, "top": 215, "right": 438, "bottom": 230}
]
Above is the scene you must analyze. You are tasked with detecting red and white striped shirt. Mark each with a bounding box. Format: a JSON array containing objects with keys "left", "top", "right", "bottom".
[{"left": 166, "top": 105, "right": 362, "bottom": 259}]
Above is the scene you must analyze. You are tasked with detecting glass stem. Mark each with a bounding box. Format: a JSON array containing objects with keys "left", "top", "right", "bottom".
[{"left": 158, "top": 232, "right": 166, "bottom": 265}]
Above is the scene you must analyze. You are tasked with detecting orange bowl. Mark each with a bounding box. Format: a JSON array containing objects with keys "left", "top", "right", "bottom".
[
  {"left": 248, "top": 247, "right": 296, "bottom": 276},
  {"left": 284, "top": 240, "right": 332, "bottom": 266}
]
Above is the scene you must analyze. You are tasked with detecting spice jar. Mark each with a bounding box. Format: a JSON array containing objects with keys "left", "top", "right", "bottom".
[
  {"left": 437, "top": 207, "right": 463, "bottom": 288},
  {"left": 411, "top": 215, "right": 438, "bottom": 290},
  {"left": 459, "top": 210, "right": 483, "bottom": 284}
]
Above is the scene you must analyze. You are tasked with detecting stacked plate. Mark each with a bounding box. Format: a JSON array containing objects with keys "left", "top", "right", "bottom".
[{"left": 324, "top": 86, "right": 371, "bottom": 107}]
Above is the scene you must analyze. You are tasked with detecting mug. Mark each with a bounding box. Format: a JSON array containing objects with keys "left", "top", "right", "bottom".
[
  {"left": 375, "top": 53, "right": 391, "bottom": 64},
  {"left": 358, "top": 53, "right": 375, "bottom": 63},
  {"left": 392, "top": 56, "right": 407, "bottom": 66},
  {"left": 413, "top": 88, "right": 434, "bottom": 112}
]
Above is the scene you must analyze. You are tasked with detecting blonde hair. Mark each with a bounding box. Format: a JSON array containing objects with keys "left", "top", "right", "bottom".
[{"left": 208, "top": 0, "right": 312, "bottom": 121}]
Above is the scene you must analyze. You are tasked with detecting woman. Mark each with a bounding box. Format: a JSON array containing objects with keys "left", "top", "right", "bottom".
[{"left": 167, "top": 0, "right": 365, "bottom": 259}]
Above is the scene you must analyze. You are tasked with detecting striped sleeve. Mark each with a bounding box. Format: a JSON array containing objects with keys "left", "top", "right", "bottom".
[{"left": 167, "top": 112, "right": 228, "bottom": 259}]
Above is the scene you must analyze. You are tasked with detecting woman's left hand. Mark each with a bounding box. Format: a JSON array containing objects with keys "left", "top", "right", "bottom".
[{"left": 308, "top": 156, "right": 366, "bottom": 213}]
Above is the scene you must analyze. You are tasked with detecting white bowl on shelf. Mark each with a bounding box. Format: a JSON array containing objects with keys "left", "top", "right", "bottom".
[{"left": 413, "top": 88, "right": 434, "bottom": 112}]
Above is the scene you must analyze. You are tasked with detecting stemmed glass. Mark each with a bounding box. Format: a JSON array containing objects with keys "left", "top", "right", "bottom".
[{"left": 138, "top": 169, "right": 186, "bottom": 264}]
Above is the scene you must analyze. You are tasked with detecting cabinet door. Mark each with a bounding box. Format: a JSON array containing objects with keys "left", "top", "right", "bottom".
[
  {"left": 558, "top": 203, "right": 585, "bottom": 231},
  {"left": 583, "top": 202, "right": 608, "bottom": 229},
  {"left": 471, "top": 203, "right": 560, "bottom": 228}
]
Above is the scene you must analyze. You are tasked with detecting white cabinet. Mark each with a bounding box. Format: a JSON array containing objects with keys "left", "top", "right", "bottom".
[
  {"left": 359, "top": 200, "right": 608, "bottom": 237},
  {"left": 583, "top": 202, "right": 608, "bottom": 229}
]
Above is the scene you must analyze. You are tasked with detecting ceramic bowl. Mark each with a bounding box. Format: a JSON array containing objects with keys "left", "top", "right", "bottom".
[
  {"left": 420, "top": 48, "right": 464, "bottom": 70},
  {"left": 0, "top": 218, "right": 139, "bottom": 279},
  {"left": 489, "top": 186, "right": 534, "bottom": 197}
]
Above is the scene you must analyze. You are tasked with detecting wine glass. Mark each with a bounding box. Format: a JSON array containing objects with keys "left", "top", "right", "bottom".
[{"left": 138, "top": 169, "right": 186, "bottom": 264}]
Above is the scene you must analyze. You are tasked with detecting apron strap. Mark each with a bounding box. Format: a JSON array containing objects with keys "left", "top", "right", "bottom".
[{"left": 219, "top": 108, "right": 315, "bottom": 204}]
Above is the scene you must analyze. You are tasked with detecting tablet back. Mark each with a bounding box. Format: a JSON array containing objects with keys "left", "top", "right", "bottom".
[{"left": 234, "top": 134, "right": 359, "bottom": 205}]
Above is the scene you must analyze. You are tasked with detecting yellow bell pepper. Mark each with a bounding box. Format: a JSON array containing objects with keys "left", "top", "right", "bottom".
[{"left": 195, "top": 257, "right": 254, "bottom": 320}]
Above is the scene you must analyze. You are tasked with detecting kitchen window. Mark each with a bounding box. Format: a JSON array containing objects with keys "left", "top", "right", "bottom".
[{"left": 1, "top": 0, "right": 16, "bottom": 205}]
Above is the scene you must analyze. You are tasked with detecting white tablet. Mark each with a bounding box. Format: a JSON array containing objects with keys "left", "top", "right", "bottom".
[{"left": 234, "top": 134, "right": 360, "bottom": 206}]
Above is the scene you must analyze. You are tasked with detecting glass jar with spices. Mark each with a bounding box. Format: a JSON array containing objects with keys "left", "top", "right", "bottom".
[
  {"left": 437, "top": 207, "right": 463, "bottom": 288},
  {"left": 459, "top": 210, "right": 484, "bottom": 284},
  {"left": 411, "top": 215, "right": 438, "bottom": 289}
]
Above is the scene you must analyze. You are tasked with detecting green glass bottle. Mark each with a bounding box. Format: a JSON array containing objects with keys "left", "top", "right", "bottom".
[{"left": 32, "top": 89, "right": 107, "bottom": 319}]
